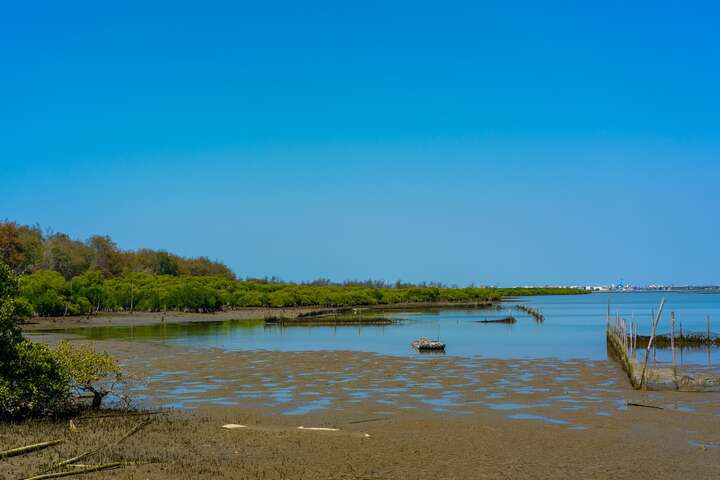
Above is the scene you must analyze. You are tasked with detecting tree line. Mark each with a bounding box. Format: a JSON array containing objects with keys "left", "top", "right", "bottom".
[
  {"left": 0, "top": 221, "right": 234, "bottom": 280},
  {"left": 18, "top": 269, "right": 585, "bottom": 316},
  {"left": 1, "top": 222, "right": 587, "bottom": 317}
]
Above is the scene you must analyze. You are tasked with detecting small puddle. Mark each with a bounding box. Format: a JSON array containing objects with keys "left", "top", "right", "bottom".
[{"left": 689, "top": 440, "right": 720, "bottom": 449}]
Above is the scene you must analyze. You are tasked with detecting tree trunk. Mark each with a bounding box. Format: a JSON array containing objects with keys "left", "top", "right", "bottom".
[{"left": 91, "top": 392, "right": 105, "bottom": 409}]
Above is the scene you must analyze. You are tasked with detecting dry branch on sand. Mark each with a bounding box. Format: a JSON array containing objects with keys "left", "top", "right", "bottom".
[
  {"left": 23, "top": 462, "right": 123, "bottom": 480},
  {"left": 19, "top": 418, "right": 153, "bottom": 480},
  {"left": 0, "top": 440, "right": 63, "bottom": 459},
  {"left": 49, "top": 419, "right": 150, "bottom": 470}
]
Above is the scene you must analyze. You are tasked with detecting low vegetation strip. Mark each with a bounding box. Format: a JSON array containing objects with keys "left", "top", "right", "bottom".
[
  {"left": 0, "top": 221, "right": 586, "bottom": 317},
  {"left": 17, "top": 273, "right": 586, "bottom": 316},
  {"left": 636, "top": 333, "right": 720, "bottom": 348}
]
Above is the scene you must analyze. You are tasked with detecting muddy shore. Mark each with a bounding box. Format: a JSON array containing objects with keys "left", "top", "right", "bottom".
[
  {"left": 22, "top": 301, "right": 495, "bottom": 331},
  {"left": 4, "top": 335, "right": 720, "bottom": 479}
]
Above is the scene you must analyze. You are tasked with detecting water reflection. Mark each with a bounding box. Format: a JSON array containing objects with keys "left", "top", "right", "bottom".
[{"left": 43, "top": 292, "right": 720, "bottom": 364}]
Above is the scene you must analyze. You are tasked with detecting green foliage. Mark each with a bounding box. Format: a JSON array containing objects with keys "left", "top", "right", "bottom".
[
  {"left": 0, "top": 261, "right": 127, "bottom": 418},
  {"left": 0, "top": 262, "right": 23, "bottom": 355},
  {"left": 0, "top": 221, "right": 235, "bottom": 280},
  {"left": 0, "top": 341, "right": 69, "bottom": 419},
  {"left": 19, "top": 269, "right": 72, "bottom": 316},
  {"left": 17, "top": 269, "right": 586, "bottom": 315},
  {"left": 3, "top": 221, "right": 588, "bottom": 317},
  {"left": 0, "top": 262, "right": 70, "bottom": 418},
  {"left": 54, "top": 341, "right": 122, "bottom": 408}
]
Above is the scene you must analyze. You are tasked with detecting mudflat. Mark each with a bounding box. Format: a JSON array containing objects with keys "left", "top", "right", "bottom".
[
  {"left": 21, "top": 308, "right": 331, "bottom": 331},
  {"left": 22, "top": 302, "right": 496, "bottom": 331},
  {"left": 4, "top": 335, "right": 720, "bottom": 479}
]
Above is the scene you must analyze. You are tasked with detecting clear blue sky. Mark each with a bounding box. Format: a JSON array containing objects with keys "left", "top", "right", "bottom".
[{"left": 2, "top": 1, "right": 719, "bottom": 286}]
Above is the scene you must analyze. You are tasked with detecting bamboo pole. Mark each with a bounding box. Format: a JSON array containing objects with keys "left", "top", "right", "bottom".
[
  {"left": 607, "top": 299, "right": 610, "bottom": 327},
  {"left": 24, "top": 462, "right": 122, "bottom": 480},
  {"left": 708, "top": 315, "right": 712, "bottom": 367},
  {"left": 640, "top": 298, "right": 665, "bottom": 389},
  {"left": 635, "top": 322, "right": 638, "bottom": 355},
  {"left": 671, "top": 312, "right": 676, "bottom": 368},
  {"left": 0, "top": 440, "right": 63, "bottom": 459},
  {"left": 708, "top": 316, "right": 711, "bottom": 342},
  {"left": 49, "top": 420, "right": 150, "bottom": 470},
  {"left": 625, "top": 320, "right": 629, "bottom": 354}
]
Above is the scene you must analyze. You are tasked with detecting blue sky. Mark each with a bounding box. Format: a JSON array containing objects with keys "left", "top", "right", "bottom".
[{"left": 2, "top": 1, "right": 719, "bottom": 285}]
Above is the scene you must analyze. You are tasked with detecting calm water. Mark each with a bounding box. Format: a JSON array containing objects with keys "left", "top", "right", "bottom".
[{"left": 59, "top": 292, "right": 720, "bottom": 364}]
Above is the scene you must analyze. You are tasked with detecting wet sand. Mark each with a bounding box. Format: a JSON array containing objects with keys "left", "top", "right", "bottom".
[{"left": 4, "top": 335, "right": 720, "bottom": 479}]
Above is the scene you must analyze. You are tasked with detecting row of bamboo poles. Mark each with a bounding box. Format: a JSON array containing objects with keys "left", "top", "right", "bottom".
[
  {"left": 608, "top": 298, "right": 715, "bottom": 369},
  {"left": 606, "top": 299, "right": 668, "bottom": 389},
  {"left": 515, "top": 304, "right": 544, "bottom": 322}
]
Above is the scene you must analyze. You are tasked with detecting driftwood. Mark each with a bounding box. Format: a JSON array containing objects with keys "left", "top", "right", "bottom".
[
  {"left": 24, "top": 462, "right": 122, "bottom": 480},
  {"left": 49, "top": 420, "right": 150, "bottom": 470},
  {"left": 347, "top": 417, "right": 389, "bottom": 425},
  {"left": 0, "top": 440, "right": 63, "bottom": 459}
]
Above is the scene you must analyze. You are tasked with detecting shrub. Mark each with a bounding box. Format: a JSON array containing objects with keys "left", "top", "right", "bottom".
[
  {"left": 1, "top": 262, "right": 125, "bottom": 418},
  {"left": 54, "top": 340, "right": 122, "bottom": 409},
  {"left": 0, "top": 340, "right": 69, "bottom": 419}
]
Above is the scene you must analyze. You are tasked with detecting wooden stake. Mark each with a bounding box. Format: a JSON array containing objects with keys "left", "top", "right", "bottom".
[{"left": 50, "top": 420, "right": 150, "bottom": 470}]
